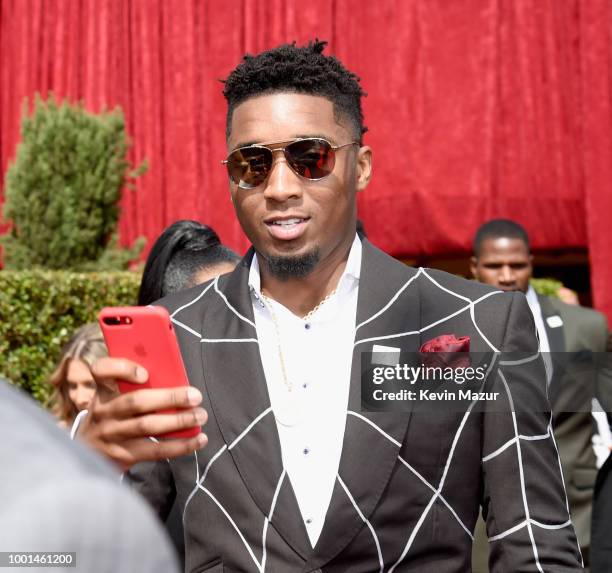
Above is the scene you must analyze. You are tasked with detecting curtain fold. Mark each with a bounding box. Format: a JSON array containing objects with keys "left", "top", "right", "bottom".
[
  {"left": 1, "top": 0, "right": 610, "bottom": 320},
  {"left": 580, "top": 0, "right": 612, "bottom": 321}
]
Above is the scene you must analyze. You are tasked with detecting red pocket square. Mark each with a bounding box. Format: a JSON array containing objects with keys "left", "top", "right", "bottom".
[
  {"left": 420, "top": 335, "right": 471, "bottom": 369},
  {"left": 420, "top": 334, "right": 470, "bottom": 353}
]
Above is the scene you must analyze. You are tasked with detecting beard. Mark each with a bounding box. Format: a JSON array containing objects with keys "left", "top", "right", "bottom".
[{"left": 263, "top": 248, "right": 321, "bottom": 280}]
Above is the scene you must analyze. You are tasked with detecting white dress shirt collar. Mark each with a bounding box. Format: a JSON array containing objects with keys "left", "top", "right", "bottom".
[
  {"left": 525, "top": 285, "right": 550, "bottom": 352},
  {"left": 525, "top": 285, "right": 540, "bottom": 313}
]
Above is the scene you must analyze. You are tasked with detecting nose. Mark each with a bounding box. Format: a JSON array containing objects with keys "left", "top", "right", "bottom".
[
  {"left": 498, "top": 265, "right": 515, "bottom": 286},
  {"left": 74, "top": 387, "right": 94, "bottom": 410},
  {"left": 262, "top": 151, "right": 303, "bottom": 203}
]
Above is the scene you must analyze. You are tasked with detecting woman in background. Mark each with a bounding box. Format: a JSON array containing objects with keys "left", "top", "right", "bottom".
[
  {"left": 48, "top": 323, "right": 107, "bottom": 427},
  {"left": 138, "top": 220, "right": 239, "bottom": 306}
]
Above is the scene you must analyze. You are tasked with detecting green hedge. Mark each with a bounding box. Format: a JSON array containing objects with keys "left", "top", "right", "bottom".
[
  {"left": 530, "top": 277, "right": 564, "bottom": 297},
  {"left": 0, "top": 271, "right": 140, "bottom": 404}
]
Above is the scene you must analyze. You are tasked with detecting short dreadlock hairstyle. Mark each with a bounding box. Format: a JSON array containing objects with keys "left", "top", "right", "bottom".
[{"left": 223, "top": 40, "right": 367, "bottom": 143}]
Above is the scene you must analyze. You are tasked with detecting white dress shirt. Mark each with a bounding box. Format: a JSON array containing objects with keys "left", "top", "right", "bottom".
[{"left": 249, "top": 236, "right": 361, "bottom": 546}]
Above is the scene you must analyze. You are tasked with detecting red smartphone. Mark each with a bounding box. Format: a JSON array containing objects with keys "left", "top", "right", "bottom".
[{"left": 98, "top": 305, "right": 200, "bottom": 439}]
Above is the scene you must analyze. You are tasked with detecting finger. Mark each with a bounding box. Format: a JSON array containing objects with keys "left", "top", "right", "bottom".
[
  {"left": 93, "top": 386, "right": 203, "bottom": 419},
  {"left": 110, "top": 433, "right": 208, "bottom": 471},
  {"left": 91, "top": 357, "right": 149, "bottom": 385},
  {"left": 92, "top": 379, "right": 119, "bottom": 403},
  {"left": 97, "top": 407, "right": 208, "bottom": 441}
]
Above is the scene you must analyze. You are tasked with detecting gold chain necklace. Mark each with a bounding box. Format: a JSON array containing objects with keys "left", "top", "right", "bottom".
[
  {"left": 259, "top": 293, "right": 292, "bottom": 392},
  {"left": 259, "top": 288, "right": 337, "bottom": 392},
  {"left": 301, "top": 289, "right": 338, "bottom": 321}
]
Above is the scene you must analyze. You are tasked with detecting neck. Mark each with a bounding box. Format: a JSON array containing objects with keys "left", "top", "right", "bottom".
[{"left": 259, "top": 236, "right": 354, "bottom": 317}]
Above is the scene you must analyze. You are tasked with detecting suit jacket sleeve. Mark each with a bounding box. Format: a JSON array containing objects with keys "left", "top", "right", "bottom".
[
  {"left": 483, "top": 293, "right": 584, "bottom": 571},
  {"left": 126, "top": 459, "right": 177, "bottom": 521}
]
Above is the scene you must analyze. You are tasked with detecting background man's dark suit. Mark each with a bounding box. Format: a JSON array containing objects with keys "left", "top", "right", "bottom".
[
  {"left": 592, "top": 454, "right": 612, "bottom": 572},
  {"left": 129, "top": 240, "right": 581, "bottom": 572}
]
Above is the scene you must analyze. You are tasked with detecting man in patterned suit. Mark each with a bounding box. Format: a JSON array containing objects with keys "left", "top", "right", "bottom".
[{"left": 80, "top": 42, "right": 583, "bottom": 571}]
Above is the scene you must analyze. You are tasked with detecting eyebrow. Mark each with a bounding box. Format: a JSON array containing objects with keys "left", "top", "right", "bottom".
[
  {"left": 482, "top": 261, "right": 529, "bottom": 267},
  {"left": 230, "top": 134, "right": 335, "bottom": 152}
]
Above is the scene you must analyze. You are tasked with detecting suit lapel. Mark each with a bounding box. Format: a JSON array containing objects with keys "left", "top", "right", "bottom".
[
  {"left": 537, "top": 294, "right": 566, "bottom": 405},
  {"left": 538, "top": 294, "right": 566, "bottom": 354},
  {"left": 306, "top": 241, "right": 422, "bottom": 569},
  {"left": 200, "top": 252, "right": 312, "bottom": 560}
]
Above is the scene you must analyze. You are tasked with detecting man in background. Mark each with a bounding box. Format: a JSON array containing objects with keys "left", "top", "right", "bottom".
[{"left": 471, "top": 218, "right": 610, "bottom": 568}]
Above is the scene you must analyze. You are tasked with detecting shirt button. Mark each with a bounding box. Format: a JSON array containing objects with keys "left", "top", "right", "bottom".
[
  {"left": 305, "top": 518, "right": 313, "bottom": 524},
  {"left": 304, "top": 323, "right": 311, "bottom": 330},
  {"left": 303, "top": 447, "right": 310, "bottom": 455},
  {"left": 302, "top": 382, "right": 308, "bottom": 389}
]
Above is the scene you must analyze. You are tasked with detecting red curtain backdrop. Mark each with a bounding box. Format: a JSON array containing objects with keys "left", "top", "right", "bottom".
[{"left": 1, "top": 0, "right": 611, "bottom": 320}]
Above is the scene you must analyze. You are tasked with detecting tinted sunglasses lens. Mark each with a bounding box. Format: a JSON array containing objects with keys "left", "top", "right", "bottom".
[
  {"left": 285, "top": 139, "right": 334, "bottom": 180},
  {"left": 226, "top": 146, "right": 272, "bottom": 188}
]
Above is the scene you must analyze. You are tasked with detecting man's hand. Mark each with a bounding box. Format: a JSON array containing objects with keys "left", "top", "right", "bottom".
[{"left": 78, "top": 357, "right": 208, "bottom": 471}]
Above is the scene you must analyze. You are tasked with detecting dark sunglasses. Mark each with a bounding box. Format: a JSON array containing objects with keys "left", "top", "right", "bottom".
[{"left": 222, "top": 137, "right": 358, "bottom": 189}]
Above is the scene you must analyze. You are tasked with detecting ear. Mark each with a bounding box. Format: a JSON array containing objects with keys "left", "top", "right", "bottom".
[
  {"left": 469, "top": 256, "right": 478, "bottom": 279},
  {"left": 355, "top": 145, "right": 372, "bottom": 192}
]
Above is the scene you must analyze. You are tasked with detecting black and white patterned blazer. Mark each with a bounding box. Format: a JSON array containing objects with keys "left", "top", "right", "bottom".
[{"left": 129, "top": 239, "right": 583, "bottom": 572}]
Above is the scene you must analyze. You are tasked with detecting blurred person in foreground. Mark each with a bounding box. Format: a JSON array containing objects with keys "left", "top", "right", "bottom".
[
  {"left": 138, "top": 219, "right": 239, "bottom": 306},
  {"left": 47, "top": 323, "right": 106, "bottom": 428},
  {"left": 78, "top": 41, "right": 582, "bottom": 571},
  {"left": 471, "top": 218, "right": 611, "bottom": 569},
  {"left": 0, "top": 377, "right": 178, "bottom": 573}
]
